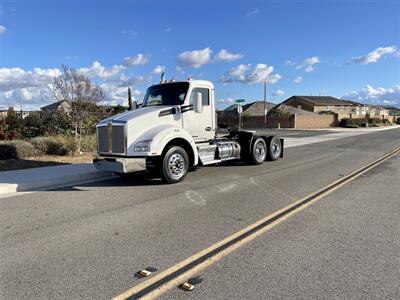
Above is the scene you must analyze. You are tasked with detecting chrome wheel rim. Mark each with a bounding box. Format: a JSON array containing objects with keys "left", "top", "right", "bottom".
[
  {"left": 255, "top": 141, "right": 266, "bottom": 161},
  {"left": 271, "top": 139, "right": 281, "bottom": 157},
  {"left": 168, "top": 153, "right": 185, "bottom": 177}
]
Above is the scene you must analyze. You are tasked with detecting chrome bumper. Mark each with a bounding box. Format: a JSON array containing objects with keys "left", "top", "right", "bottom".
[{"left": 93, "top": 156, "right": 146, "bottom": 173}]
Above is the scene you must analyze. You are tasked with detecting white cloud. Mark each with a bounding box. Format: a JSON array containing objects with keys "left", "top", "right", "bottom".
[
  {"left": 284, "top": 60, "right": 296, "bottom": 66},
  {"left": 0, "top": 84, "right": 55, "bottom": 110},
  {"left": 296, "top": 56, "right": 320, "bottom": 72},
  {"left": 121, "top": 29, "right": 138, "bottom": 37},
  {"left": 152, "top": 65, "right": 165, "bottom": 75},
  {"left": 218, "top": 98, "right": 234, "bottom": 104},
  {"left": 176, "top": 66, "right": 185, "bottom": 75},
  {"left": 177, "top": 47, "right": 212, "bottom": 68},
  {"left": 352, "top": 46, "right": 397, "bottom": 64},
  {"left": 0, "top": 67, "right": 61, "bottom": 91},
  {"left": 220, "top": 63, "right": 282, "bottom": 85},
  {"left": 344, "top": 84, "right": 400, "bottom": 105},
  {"left": 164, "top": 27, "right": 172, "bottom": 33},
  {"left": 245, "top": 9, "right": 259, "bottom": 17},
  {"left": 267, "top": 73, "right": 283, "bottom": 84},
  {"left": 77, "top": 61, "right": 125, "bottom": 80},
  {"left": 294, "top": 76, "right": 303, "bottom": 84},
  {"left": 304, "top": 65, "right": 314, "bottom": 72},
  {"left": 117, "top": 74, "right": 148, "bottom": 87},
  {"left": 0, "top": 25, "right": 5, "bottom": 34},
  {"left": 100, "top": 82, "right": 143, "bottom": 106},
  {"left": 273, "top": 89, "right": 284, "bottom": 97},
  {"left": 122, "top": 53, "right": 150, "bottom": 67},
  {"left": 215, "top": 49, "right": 243, "bottom": 62},
  {"left": 0, "top": 62, "right": 149, "bottom": 109}
]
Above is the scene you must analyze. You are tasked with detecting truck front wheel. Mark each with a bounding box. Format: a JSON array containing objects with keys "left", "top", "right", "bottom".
[{"left": 161, "top": 145, "right": 189, "bottom": 183}]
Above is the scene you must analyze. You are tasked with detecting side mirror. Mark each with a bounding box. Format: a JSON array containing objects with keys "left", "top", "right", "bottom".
[{"left": 193, "top": 92, "right": 203, "bottom": 113}]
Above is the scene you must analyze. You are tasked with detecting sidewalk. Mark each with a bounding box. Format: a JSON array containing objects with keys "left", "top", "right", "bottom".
[{"left": 0, "top": 163, "right": 113, "bottom": 196}]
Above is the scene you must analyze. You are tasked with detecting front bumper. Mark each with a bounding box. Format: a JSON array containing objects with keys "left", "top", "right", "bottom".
[{"left": 93, "top": 156, "right": 146, "bottom": 173}]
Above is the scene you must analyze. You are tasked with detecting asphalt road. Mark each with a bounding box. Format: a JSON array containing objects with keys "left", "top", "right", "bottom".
[{"left": 1, "top": 128, "right": 399, "bottom": 299}]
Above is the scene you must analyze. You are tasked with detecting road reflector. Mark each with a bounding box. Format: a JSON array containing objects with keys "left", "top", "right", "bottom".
[
  {"left": 181, "top": 282, "right": 195, "bottom": 291},
  {"left": 138, "top": 270, "right": 152, "bottom": 277}
]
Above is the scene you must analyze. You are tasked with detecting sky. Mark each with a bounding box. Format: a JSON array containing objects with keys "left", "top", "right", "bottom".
[{"left": 0, "top": 0, "right": 399, "bottom": 110}]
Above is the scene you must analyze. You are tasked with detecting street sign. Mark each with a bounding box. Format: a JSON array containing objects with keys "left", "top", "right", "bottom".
[
  {"left": 237, "top": 105, "right": 243, "bottom": 114},
  {"left": 236, "top": 99, "right": 245, "bottom": 106}
]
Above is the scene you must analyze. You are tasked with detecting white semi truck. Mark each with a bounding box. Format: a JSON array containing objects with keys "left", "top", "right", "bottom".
[{"left": 94, "top": 79, "right": 283, "bottom": 183}]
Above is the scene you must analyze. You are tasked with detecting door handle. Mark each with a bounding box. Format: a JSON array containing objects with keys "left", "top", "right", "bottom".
[{"left": 205, "top": 127, "right": 211, "bottom": 131}]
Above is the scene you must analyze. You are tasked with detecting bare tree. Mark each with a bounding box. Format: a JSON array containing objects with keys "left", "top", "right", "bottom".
[{"left": 53, "top": 65, "right": 104, "bottom": 152}]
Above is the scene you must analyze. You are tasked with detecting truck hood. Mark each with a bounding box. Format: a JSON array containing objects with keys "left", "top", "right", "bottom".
[
  {"left": 97, "top": 106, "right": 175, "bottom": 125},
  {"left": 97, "top": 105, "right": 183, "bottom": 155}
]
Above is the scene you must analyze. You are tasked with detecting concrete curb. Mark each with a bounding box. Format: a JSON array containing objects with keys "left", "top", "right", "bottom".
[{"left": 0, "top": 163, "right": 114, "bottom": 196}]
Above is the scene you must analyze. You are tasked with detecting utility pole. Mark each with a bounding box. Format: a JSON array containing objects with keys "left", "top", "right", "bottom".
[
  {"left": 20, "top": 89, "right": 23, "bottom": 118},
  {"left": 263, "top": 81, "right": 268, "bottom": 126},
  {"left": 128, "top": 87, "right": 133, "bottom": 110}
]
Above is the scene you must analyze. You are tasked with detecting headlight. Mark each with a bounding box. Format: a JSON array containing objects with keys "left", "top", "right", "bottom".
[{"left": 134, "top": 140, "right": 151, "bottom": 152}]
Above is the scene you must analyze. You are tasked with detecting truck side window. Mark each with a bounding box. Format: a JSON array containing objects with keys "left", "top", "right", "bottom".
[{"left": 189, "top": 88, "right": 209, "bottom": 106}]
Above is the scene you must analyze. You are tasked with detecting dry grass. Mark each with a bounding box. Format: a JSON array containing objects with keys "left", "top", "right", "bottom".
[{"left": 0, "top": 152, "right": 94, "bottom": 172}]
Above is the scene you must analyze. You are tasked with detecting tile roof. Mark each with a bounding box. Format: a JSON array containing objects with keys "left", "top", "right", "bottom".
[{"left": 291, "top": 96, "right": 362, "bottom": 106}]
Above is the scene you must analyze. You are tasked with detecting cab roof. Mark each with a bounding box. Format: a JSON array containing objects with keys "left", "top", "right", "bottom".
[{"left": 158, "top": 79, "right": 214, "bottom": 89}]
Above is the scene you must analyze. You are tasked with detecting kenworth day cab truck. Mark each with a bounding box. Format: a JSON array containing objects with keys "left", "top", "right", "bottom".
[{"left": 94, "top": 79, "right": 283, "bottom": 183}]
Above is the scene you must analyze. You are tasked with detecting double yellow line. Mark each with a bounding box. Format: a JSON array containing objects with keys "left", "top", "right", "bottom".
[{"left": 113, "top": 147, "right": 400, "bottom": 300}]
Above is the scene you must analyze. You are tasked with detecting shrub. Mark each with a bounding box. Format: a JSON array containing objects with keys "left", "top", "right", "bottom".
[
  {"left": 267, "top": 108, "right": 291, "bottom": 118},
  {"left": 30, "top": 135, "right": 95, "bottom": 155},
  {"left": 396, "top": 118, "right": 400, "bottom": 125},
  {"left": 43, "top": 137, "right": 69, "bottom": 155},
  {"left": 339, "top": 118, "right": 363, "bottom": 128},
  {"left": 318, "top": 111, "right": 336, "bottom": 115},
  {"left": 0, "top": 140, "right": 37, "bottom": 160},
  {"left": 30, "top": 136, "right": 74, "bottom": 155},
  {"left": 80, "top": 135, "right": 96, "bottom": 152},
  {"left": 339, "top": 118, "right": 386, "bottom": 128},
  {"left": 29, "top": 137, "right": 47, "bottom": 155}
]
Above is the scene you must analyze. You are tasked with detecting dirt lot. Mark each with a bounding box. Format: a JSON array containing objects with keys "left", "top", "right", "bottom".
[{"left": 0, "top": 152, "right": 94, "bottom": 172}]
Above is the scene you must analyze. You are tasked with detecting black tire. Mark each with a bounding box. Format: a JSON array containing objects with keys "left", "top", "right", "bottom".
[
  {"left": 248, "top": 137, "right": 267, "bottom": 165},
  {"left": 160, "top": 146, "right": 189, "bottom": 184},
  {"left": 267, "top": 137, "right": 282, "bottom": 161}
]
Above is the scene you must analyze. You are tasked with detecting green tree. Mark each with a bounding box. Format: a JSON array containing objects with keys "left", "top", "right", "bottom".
[
  {"left": 4, "top": 107, "right": 22, "bottom": 140},
  {"left": 267, "top": 108, "right": 291, "bottom": 118},
  {"left": 21, "top": 112, "right": 45, "bottom": 138}
]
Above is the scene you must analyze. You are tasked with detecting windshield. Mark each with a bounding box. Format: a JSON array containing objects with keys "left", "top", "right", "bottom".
[{"left": 142, "top": 82, "right": 189, "bottom": 107}]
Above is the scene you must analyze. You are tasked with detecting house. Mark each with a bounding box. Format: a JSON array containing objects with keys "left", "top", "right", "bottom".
[
  {"left": 281, "top": 96, "right": 365, "bottom": 119},
  {"left": 223, "top": 101, "right": 276, "bottom": 116},
  {"left": 0, "top": 109, "right": 33, "bottom": 120},
  {"left": 217, "top": 100, "right": 337, "bottom": 129},
  {"left": 365, "top": 105, "right": 390, "bottom": 119},
  {"left": 383, "top": 106, "right": 400, "bottom": 116},
  {"left": 269, "top": 103, "right": 319, "bottom": 116},
  {"left": 0, "top": 110, "right": 7, "bottom": 120},
  {"left": 40, "top": 100, "right": 71, "bottom": 113},
  {"left": 217, "top": 101, "right": 276, "bottom": 128}
]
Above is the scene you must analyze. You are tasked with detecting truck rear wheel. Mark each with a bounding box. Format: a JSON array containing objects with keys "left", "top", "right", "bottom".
[
  {"left": 248, "top": 137, "right": 267, "bottom": 165},
  {"left": 268, "top": 137, "right": 282, "bottom": 161},
  {"left": 161, "top": 145, "right": 189, "bottom": 184}
]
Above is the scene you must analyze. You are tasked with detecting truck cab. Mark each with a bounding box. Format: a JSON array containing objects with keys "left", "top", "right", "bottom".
[{"left": 94, "top": 79, "right": 283, "bottom": 183}]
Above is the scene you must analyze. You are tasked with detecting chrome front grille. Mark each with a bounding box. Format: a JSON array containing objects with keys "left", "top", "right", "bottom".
[{"left": 97, "top": 124, "right": 125, "bottom": 154}]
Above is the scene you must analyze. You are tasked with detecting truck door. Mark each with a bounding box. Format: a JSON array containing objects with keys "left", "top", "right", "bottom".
[{"left": 183, "top": 87, "right": 214, "bottom": 141}]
